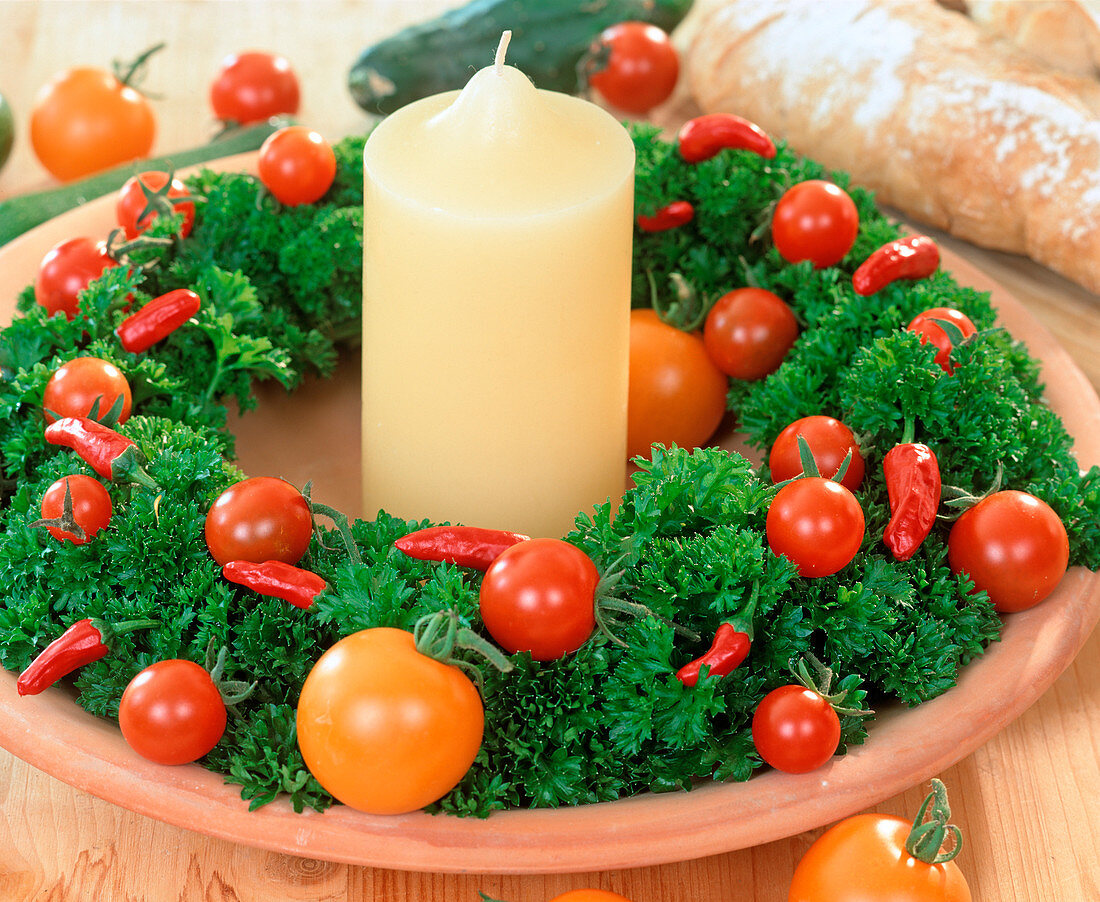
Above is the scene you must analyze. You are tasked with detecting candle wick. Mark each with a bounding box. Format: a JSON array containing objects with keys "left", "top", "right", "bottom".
[{"left": 494, "top": 30, "right": 511, "bottom": 75}]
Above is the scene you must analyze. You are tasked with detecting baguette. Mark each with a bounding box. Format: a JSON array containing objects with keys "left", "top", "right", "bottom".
[
  {"left": 678, "top": 0, "right": 1100, "bottom": 294},
  {"left": 964, "top": 0, "right": 1100, "bottom": 79}
]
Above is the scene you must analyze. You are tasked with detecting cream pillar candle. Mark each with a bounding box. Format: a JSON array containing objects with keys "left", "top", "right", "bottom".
[{"left": 361, "top": 34, "right": 635, "bottom": 538}]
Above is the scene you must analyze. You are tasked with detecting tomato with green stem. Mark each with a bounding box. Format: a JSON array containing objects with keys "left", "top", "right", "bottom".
[
  {"left": 752, "top": 654, "right": 865, "bottom": 774},
  {"left": 116, "top": 171, "right": 196, "bottom": 239},
  {"left": 210, "top": 51, "right": 300, "bottom": 125},
  {"left": 204, "top": 476, "right": 313, "bottom": 566},
  {"left": 703, "top": 287, "right": 799, "bottom": 381},
  {"left": 257, "top": 126, "right": 336, "bottom": 206},
  {"left": 38, "top": 475, "right": 112, "bottom": 545},
  {"left": 788, "top": 779, "right": 972, "bottom": 901},
  {"left": 30, "top": 47, "right": 159, "bottom": 181},
  {"left": 119, "top": 659, "right": 227, "bottom": 765},
  {"left": 479, "top": 538, "right": 600, "bottom": 661},
  {"left": 766, "top": 477, "right": 865, "bottom": 578},
  {"left": 907, "top": 306, "right": 977, "bottom": 375},
  {"left": 947, "top": 489, "right": 1069, "bottom": 612},
  {"left": 586, "top": 21, "right": 679, "bottom": 115},
  {"left": 771, "top": 180, "right": 859, "bottom": 268},
  {"left": 628, "top": 309, "right": 729, "bottom": 459},
  {"left": 43, "top": 356, "right": 132, "bottom": 425},
  {"left": 768, "top": 415, "right": 865, "bottom": 491},
  {"left": 752, "top": 684, "right": 840, "bottom": 773},
  {"left": 296, "top": 626, "right": 485, "bottom": 814},
  {"left": 34, "top": 237, "right": 117, "bottom": 319}
]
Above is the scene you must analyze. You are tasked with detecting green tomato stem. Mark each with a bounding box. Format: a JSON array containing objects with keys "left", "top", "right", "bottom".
[{"left": 906, "top": 778, "right": 964, "bottom": 864}]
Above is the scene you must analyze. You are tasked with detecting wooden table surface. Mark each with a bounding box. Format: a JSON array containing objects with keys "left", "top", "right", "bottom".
[{"left": 1, "top": 2, "right": 1098, "bottom": 900}]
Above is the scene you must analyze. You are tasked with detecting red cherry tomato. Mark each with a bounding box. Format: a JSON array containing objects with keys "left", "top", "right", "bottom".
[
  {"left": 588, "top": 22, "right": 680, "bottom": 115},
  {"left": 751, "top": 684, "right": 841, "bottom": 773},
  {"left": 771, "top": 180, "right": 859, "bottom": 268},
  {"left": 947, "top": 489, "right": 1069, "bottom": 612},
  {"left": 788, "top": 811, "right": 973, "bottom": 901},
  {"left": 768, "top": 415, "right": 865, "bottom": 491},
  {"left": 256, "top": 126, "right": 336, "bottom": 206},
  {"left": 43, "top": 356, "right": 133, "bottom": 425},
  {"left": 39, "top": 475, "right": 113, "bottom": 545},
  {"left": 30, "top": 65, "right": 156, "bottom": 182},
  {"left": 479, "top": 538, "right": 599, "bottom": 661},
  {"left": 766, "top": 477, "right": 865, "bottom": 578},
  {"left": 116, "top": 171, "right": 196, "bottom": 239},
  {"left": 628, "top": 309, "right": 729, "bottom": 459},
  {"left": 296, "top": 627, "right": 484, "bottom": 814},
  {"left": 703, "top": 287, "right": 799, "bottom": 380},
  {"left": 118, "top": 659, "right": 227, "bottom": 765},
  {"left": 907, "top": 306, "right": 978, "bottom": 375},
  {"left": 210, "top": 51, "right": 300, "bottom": 125},
  {"left": 34, "top": 237, "right": 116, "bottom": 319},
  {"left": 204, "top": 476, "right": 313, "bottom": 566}
]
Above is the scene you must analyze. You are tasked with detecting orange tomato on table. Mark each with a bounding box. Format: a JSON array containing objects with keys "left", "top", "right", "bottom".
[
  {"left": 788, "top": 780, "right": 972, "bottom": 901},
  {"left": 30, "top": 60, "right": 156, "bottom": 181}
]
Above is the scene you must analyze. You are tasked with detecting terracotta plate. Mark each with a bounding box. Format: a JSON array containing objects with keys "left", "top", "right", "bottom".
[{"left": 1, "top": 155, "right": 1097, "bottom": 874}]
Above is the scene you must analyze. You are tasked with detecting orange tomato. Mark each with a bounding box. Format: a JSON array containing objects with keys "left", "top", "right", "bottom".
[
  {"left": 627, "top": 308, "right": 728, "bottom": 459},
  {"left": 788, "top": 812, "right": 972, "bottom": 902},
  {"left": 296, "top": 628, "right": 484, "bottom": 815},
  {"left": 31, "top": 66, "right": 155, "bottom": 181},
  {"left": 550, "top": 892, "right": 633, "bottom": 902}
]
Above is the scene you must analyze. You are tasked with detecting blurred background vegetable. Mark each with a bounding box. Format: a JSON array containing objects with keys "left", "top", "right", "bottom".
[
  {"left": 29, "top": 45, "right": 161, "bottom": 181},
  {"left": 0, "top": 91, "right": 13, "bottom": 174},
  {"left": 210, "top": 50, "right": 300, "bottom": 125}
]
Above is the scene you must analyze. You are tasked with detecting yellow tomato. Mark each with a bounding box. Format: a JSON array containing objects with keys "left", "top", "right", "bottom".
[{"left": 296, "top": 628, "right": 484, "bottom": 815}]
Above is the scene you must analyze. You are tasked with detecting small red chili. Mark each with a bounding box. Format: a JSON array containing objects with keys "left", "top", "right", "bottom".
[
  {"left": 394, "top": 525, "right": 530, "bottom": 571},
  {"left": 852, "top": 235, "right": 940, "bottom": 296},
  {"left": 677, "top": 622, "right": 752, "bottom": 686},
  {"left": 222, "top": 559, "right": 327, "bottom": 610},
  {"left": 116, "top": 288, "right": 201, "bottom": 353},
  {"left": 637, "top": 200, "right": 695, "bottom": 232},
  {"left": 882, "top": 424, "right": 942, "bottom": 562},
  {"left": 44, "top": 416, "right": 158, "bottom": 490},
  {"left": 677, "top": 113, "right": 777, "bottom": 164},
  {"left": 17, "top": 617, "right": 157, "bottom": 696}
]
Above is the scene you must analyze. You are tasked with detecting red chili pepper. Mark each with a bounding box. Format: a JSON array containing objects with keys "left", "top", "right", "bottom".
[
  {"left": 116, "top": 288, "right": 201, "bottom": 353},
  {"left": 883, "top": 439, "right": 942, "bottom": 562},
  {"left": 852, "top": 235, "right": 940, "bottom": 296},
  {"left": 394, "top": 525, "right": 530, "bottom": 571},
  {"left": 677, "top": 622, "right": 752, "bottom": 687},
  {"left": 44, "top": 416, "right": 158, "bottom": 490},
  {"left": 637, "top": 200, "right": 695, "bottom": 232},
  {"left": 677, "top": 113, "right": 777, "bottom": 164},
  {"left": 222, "top": 559, "right": 327, "bottom": 610},
  {"left": 17, "top": 617, "right": 157, "bottom": 696}
]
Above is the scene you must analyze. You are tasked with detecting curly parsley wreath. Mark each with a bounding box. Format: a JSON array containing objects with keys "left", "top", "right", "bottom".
[{"left": 0, "top": 125, "right": 1096, "bottom": 816}]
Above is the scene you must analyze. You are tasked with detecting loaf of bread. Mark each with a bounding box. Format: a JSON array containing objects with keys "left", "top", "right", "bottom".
[
  {"left": 676, "top": 0, "right": 1100, "bottom": 294},
  {"left": 964, "top": 0, "right": 1100, "bottom": 79}
]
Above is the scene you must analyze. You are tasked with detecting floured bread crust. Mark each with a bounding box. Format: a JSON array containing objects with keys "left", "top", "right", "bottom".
[
  {"left": 680, "top": 0, "right": 1100, "bottom": 294},
  {"left": 965, "top": 0, "right": 1100, "bottom": 79}
]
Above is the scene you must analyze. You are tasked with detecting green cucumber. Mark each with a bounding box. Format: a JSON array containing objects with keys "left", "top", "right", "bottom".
[
  {"left": 348, "top": 0, "right": 694, "bottom": 116},
  {"left": 0, "top": 92, "right": 13, "bottom": 175},
  {"left": 0, "top": 117, "right": 290, "bottom": 248}
]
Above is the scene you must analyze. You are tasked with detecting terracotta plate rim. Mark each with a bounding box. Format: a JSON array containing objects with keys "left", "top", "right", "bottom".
[{"left": 0, "top": 153, "right": 1097, "bottom": 874}]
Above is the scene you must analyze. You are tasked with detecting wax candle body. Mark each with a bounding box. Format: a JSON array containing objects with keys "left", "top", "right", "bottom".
[{"left": 361, "top": 61, "right": 635, "bottom": 538}]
